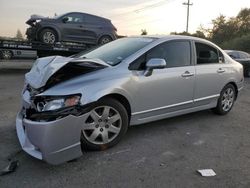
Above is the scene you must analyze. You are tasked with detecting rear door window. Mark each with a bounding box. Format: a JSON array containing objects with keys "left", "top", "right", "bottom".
[{"left": 195, "top": 42, "right": 220, "bottom": 64}]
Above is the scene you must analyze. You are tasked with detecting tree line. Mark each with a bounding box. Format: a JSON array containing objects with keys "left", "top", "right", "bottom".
[
  {"left": 171, "top": 8, "right": 250, "bottom": 52},
  {"left": 0, "top": 29, "right": 24, "bottom": 41}
]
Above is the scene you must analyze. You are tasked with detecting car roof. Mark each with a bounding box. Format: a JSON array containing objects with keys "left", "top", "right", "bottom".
[
  {"left": 224, "top": 50, "right": 249, "bottom": 54},
  {"left": 128, "top": 35, "right": 220, "bottom": 48},
  {"left": 66, "top": 12, "right": 110, "bottom": 21},
  {"left": 130, "top": 34, "right": 211, "bottom": 41}
]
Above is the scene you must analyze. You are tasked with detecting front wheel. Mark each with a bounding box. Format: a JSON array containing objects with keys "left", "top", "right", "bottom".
[
  {"left": 213, "top": 84, "right": 236, "bottom": 115},
  {"left": 81, "top": 98, "right": 128, "bottom": 151},
  {"left": 40, "top": 29, "right": 57, "bottom": 44}
]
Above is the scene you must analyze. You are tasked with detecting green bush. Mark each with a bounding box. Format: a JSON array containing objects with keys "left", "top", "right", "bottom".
[{"left": 221, "top": 34, "right": 250, "bottom": 53}]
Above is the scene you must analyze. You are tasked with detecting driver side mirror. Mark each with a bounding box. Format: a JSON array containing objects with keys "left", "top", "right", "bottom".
[
  {"left": 62, "top": 17, "right": 69, "bottom": 23},
  {"left": 144, "top": 58, "right": 167, "bottom": 77}
]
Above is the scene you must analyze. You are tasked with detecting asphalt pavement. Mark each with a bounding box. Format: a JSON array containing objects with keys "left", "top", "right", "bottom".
[{"left": 0, "top": 60, "right": 250, "bottom": 188}]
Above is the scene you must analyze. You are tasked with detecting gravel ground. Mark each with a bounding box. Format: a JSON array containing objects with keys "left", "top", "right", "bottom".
[
  {"left": 0, "top": 59, "right": 33, "bottom": 70},
  {"left": 0, "top": 60, "right": 250, "bottom": 188}
]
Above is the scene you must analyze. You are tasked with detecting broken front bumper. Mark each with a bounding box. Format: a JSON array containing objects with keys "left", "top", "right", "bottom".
[
  {"left": 16, "top": 110, "right": 88, "bottom": 165},
  {"left": 26, "top": 27, "right": 38, "bottom": 41}
]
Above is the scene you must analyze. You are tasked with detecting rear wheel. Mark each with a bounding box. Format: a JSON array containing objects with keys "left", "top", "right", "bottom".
[
  {"left": 40, "top": 29, "right": 57, "bottom": 44},
  {"left": 81, "top": 98, "right": 128, "bottom": 151},
  {"left": 0, "top": 50, "right": 13, "bottom": 60},
  {"left": 98, "top": 35, "right": 112, "bottom": 45},
  {"left": 213, "top": 84, "right": 236, "bottom": 115}
]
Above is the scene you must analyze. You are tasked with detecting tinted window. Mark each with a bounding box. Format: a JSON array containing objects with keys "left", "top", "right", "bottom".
[
  {"left": 75, "top": 37, "right": 156, "bottom": 66},
  {"left": 84, "top": 15, "right": 103, "bottom": 23},
  {"left": 245, "top": 52, "right": 250, "bottom": 58},
  {"left": 130, "top": 41, "right": 191, "bottom": 70},
  {"left": 64, "top": 13, "right": 83, "bottom": 23},
  {"left": 239, "top": 51, "right": 250, "bottom": 59},
  {"left": 195, "top": 42, "right": 219, "bottom": 64},
  {"left": 149, "top": 41, "right": 191, "bottom": 68},
  {"left": 227, "top": 51, "right": 240, "bottom": 59}
]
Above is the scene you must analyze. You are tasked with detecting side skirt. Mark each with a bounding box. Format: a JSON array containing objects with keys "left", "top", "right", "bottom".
[{"left": 130, "top": 100, "right": 217, "bottom": 126}]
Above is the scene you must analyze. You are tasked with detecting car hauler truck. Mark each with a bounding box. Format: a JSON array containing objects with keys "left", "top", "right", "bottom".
[{"left": 0, "top": 39, "right": 90, "bottom": 60}]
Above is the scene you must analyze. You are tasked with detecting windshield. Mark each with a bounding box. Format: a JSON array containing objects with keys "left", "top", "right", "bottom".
[
  {"left": 74, "top": 37, "right": 156, "bottom": 66},
  {"left": 54, "top": 13, "right": 66, "bottom": 19}
]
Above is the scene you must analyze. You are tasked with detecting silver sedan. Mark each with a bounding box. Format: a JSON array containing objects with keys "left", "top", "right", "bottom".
[{"left": 16, "top": 35, "right": 244, "bottom": 164}]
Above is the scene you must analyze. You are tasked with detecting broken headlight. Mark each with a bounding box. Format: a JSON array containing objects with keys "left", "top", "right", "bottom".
[{"left": 36, "top": 95, "right": 81, "bottom": 112}]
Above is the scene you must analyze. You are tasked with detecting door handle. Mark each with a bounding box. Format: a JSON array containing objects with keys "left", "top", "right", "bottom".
[
  {"left": 181, "top": 71, "right": 194, "bottom": 77},
  {"left": 79, "top": 25, "right": 83, "bottom": 28},
  {"left": 217, "top": 68, "right": 225, "bottom": 73}
]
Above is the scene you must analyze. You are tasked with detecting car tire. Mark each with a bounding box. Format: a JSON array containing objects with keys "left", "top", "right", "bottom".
[
  {"left": 245, "top": 68, "right": 250, "bottom": 77},
  {"left": 40, "top": 29, "right": 58, "bottom": 44},
  {"left": 0, "top": 50, "right": 13, "bottom": 60},
  {"left": 81, "top": 97, "right": 129, "bottom": 151},
  {"left": 98, "top": 35, "right": 112, "bottom": 45},
  {"left": 212, "top": 84, "right": 236, "bottom": 115}
]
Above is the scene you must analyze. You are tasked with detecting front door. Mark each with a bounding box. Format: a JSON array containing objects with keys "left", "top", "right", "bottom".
[
  {"left": 60, "top": 13, "right": 85, "bottom": 42},
  {"left": 131, "top": 40, "right": 195, "bottom": 121}
]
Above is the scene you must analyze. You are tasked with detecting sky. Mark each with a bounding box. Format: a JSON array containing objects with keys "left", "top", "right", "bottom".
[{"left": 0, "top": 0, "right": 249, "bottom": 38}]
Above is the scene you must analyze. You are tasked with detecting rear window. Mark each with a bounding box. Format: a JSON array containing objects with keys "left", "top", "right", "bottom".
[
  {"left": 84, "top": 15, "right": 104, "bottom": 23},
  {"left": 239, "top": 51, "right": 250, "bottom": 59},
  {"left": 227, "top": 51, "right": 240, "bottom": 59}
]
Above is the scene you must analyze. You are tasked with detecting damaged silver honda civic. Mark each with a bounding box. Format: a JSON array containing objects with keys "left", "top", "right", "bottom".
[{"left": 16, "top": 35, "right": 244, "bottom": 164}]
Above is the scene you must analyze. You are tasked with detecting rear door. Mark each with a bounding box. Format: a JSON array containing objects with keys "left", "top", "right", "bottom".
[
  {"left": 193, "top": 41, "right": 230, "bottom": 106},
  {"left": 81, "top": 14, "right": 103, "bottom": 44}
]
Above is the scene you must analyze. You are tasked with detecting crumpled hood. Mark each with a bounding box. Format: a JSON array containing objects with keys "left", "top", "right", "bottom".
[
  {"left": 26, "top": 14, "right": 51, "bottom": 26},
  {"left": 25, "top": 56, "right": 109, "bottom": 89}
]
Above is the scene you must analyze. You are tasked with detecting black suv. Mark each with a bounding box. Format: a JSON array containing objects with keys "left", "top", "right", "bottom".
[
  {"left": 225, "top": 50, "right": 250, "bottom": 77},
  {"left": 26, "top": 12, "right": 117, "bottom": 45}
]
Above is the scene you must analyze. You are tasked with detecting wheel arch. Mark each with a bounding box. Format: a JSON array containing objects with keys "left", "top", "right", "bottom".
[
  {"left": 225, "top": 81, "right": 238, "bottom": 100},
  {"left": 37, "top": 26, "right": 61, "bottom": 41},
  {"left": 99, "top": 93, "right": 131, "bottom": 120},
  {"left": 97, "top": 34, "right": 114, "bottom": 44}
]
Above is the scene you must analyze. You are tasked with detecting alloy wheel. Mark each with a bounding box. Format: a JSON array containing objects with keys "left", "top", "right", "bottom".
[
  {"left": 221, "top": 87, "right": 235, "bottom": 112},
  {"left": 1, "top": 50, "right": 12, "bottom": 60},
  {"left": 100, "top": 37, "right": 111, "bottom": 45},
  {"left": 82, "top": 106, "right": 122, "bottom": 145},
  {"left": 43, "top": 31, "right": 56, "bottom": 44}
]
